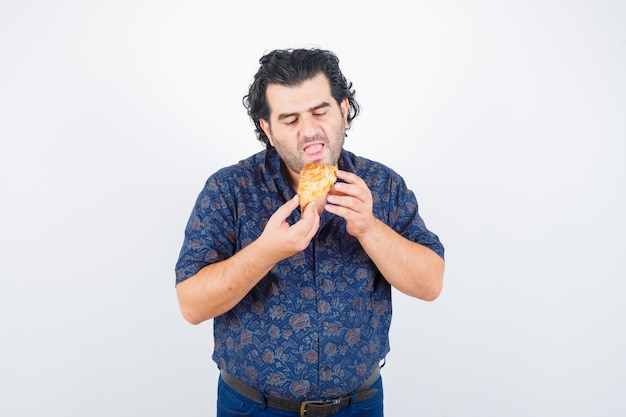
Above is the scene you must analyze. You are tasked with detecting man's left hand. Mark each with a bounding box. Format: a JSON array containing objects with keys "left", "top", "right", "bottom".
[{"left": 325, "top": 170, "right": 377, "bottom": 239}]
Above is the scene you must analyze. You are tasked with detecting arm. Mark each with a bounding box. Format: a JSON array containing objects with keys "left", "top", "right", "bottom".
[
  {"left": 325, "top": 170, "right": 445, "bottom": 301},
  {"left": 347, "top": 216, "right": 444, "bottom": 300},
  {"left": 176, "top": 195, "right": 321, "bottom": 324}
]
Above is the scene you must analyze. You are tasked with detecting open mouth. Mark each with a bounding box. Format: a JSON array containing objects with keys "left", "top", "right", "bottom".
[{"left": 303, "top": 142, "right": 324, "bottom": 156}]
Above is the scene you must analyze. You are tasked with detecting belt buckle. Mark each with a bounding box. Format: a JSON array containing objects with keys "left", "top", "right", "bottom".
[{"left": 299, "top": 398, "right": 340, "bottom": 417}]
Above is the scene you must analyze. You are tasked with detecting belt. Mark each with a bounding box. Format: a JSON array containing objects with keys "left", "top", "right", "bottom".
[{"left": 221, "top": 368, "right": 380, "bottom": 417}]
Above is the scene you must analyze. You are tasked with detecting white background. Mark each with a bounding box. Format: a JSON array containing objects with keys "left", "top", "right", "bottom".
[{"left": 1, "top": 1, "right": 624, "bottom": 416}]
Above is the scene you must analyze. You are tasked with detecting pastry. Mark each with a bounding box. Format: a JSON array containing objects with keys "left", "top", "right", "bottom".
[{"left": 297, "top": 162, "right": 337, "bottom": 208}]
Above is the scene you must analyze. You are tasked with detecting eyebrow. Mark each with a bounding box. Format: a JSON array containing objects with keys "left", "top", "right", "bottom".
[{"left": 276, "top": 102, "right": 331, "bottom": 121}]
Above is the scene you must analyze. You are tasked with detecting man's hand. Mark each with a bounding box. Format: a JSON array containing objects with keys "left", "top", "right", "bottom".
[
  {"left": 325, "top": 170, "right": 377, "bottom": 239},
  {"left": 324, "top": 170, "right": 444, "bottom": 301},
  {"left": 176, "top": 195, "right": 321, "bottom": 324},
  {"left": 256, "top": 195, "right": 321, "bottom": 264}
]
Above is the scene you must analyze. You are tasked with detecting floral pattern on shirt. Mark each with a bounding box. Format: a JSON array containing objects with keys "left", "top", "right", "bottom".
[{"left": 175, "top": 148, "right": 444, "bottom": 400}]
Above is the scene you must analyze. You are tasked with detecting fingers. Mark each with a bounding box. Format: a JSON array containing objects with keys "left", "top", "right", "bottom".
[
  {"left": 295, "top": 200, "right": 320, "bottom": 237},
  {"left": 259, "top": 196, "right": 320, "bottom": 260},
  {"left": 262, "top": 195, "right": 293, "bottom": 233},
  {"left": 325, "top": 171, "right": 375, "bottom": 238},
  {"left": 278, "top": 196, "right": 320, "bottom": 234},
  {"left": 328, "top": 170, "right": 371, "bottom": 208},
  {"left": 332, "top": 170, "right": 367, "bottom": 200},
  {"left": 334, "top": 169, "right": 362, "bottom": 184},
  {"left": 275, "top": 194, "right": 300, "bottom": 219},
  {"left": 325, "top": 194, "right": 361, "bottom": 217},
  {"left": 278, "top": 200, "right": 319, "bottom": 253}
]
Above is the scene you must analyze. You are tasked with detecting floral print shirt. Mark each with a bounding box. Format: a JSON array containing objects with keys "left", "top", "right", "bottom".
[{"left": 175, "top": 148, "right": 444, "bottom": 400}]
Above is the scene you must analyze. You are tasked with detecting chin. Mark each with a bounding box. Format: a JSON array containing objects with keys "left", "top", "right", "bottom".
[{"left": 310, "top": 153, "right": 333, "bottom": 165}]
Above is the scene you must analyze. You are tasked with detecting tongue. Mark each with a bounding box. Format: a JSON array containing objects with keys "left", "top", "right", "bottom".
[{"left": 304, "top": 143, "right": 323, "bottom": 155}]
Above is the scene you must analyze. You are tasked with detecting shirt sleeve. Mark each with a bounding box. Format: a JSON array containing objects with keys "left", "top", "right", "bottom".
[
  {"left": 388, "top": 174, "right": 445, "bottom": 260},
  {"left": 175, "top": 174, "right": 238, "bottom": 284}
]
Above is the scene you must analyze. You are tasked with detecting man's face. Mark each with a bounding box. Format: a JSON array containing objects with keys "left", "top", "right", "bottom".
[{"left": 260, "top": 73, "right": 349, "bottom": 184}]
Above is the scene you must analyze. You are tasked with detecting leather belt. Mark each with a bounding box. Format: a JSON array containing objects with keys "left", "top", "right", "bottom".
[{"left": 221, "top": 368, "right": 380, "bottom": 417}]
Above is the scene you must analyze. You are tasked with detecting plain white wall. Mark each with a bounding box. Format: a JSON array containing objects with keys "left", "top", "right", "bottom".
[{"left": 1, "top": 1, "right": 624, "bottom": 416}]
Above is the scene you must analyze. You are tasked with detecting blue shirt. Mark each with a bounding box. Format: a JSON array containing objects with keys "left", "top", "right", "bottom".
[{"left": 175, "top": 148, "right": 444, "bottom": 400}]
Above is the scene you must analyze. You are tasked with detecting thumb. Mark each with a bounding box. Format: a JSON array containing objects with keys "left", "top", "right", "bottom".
[{"left": 272, "top": 194, "right": 300, "bottom": 221}]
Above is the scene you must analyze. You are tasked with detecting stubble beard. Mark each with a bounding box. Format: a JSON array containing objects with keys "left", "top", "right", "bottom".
[{"left": 275, "top": 123, "right": 346, "bottom": 175}]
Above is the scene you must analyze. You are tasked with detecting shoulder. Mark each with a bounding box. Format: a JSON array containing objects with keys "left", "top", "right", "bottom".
[
  {"left": 211, "top": 150, "right": 267, "bottom": 178},
  {"left": 196, "top": 149, "right": 287, "bottom": 213},
  {"left": 202, "top": 150, "right": 269, "bottom": 189}
]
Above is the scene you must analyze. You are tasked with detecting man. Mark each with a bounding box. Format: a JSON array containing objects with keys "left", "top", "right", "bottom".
[{"left": 175, "top": 48, "right": 445, "bottom": 417}]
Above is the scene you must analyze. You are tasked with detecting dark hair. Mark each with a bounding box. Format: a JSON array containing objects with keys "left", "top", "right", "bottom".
[{"left": 243, "top": 48, "right": 360, "bottom": 148}]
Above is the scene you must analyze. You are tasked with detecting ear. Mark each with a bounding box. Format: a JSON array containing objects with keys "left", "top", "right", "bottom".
[
  {"left": 340, "top": 98, "right": 349, "bottom": 123},
  {"left": 260, "top": 118, "right": 274, "bottom": 146}
]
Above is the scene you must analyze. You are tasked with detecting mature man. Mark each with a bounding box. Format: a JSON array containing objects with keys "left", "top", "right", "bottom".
[{"left": 175, "top": 48, "right": 445, "bottom": 417}]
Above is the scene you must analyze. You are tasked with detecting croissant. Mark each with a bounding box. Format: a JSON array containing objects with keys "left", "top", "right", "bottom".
[{"left": 297, "top": 162, "right": 337, "bottom": 208}]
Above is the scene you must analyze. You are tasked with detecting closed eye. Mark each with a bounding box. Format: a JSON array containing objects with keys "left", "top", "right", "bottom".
[{"left": 311, "top": 102, "right": 330, "bottom": 115}]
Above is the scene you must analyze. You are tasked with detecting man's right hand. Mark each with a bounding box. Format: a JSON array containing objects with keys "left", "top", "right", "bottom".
[
  {"left": 176, "top": 195, "right": 321, "bottom": 324},
  {"left": 255, "top": 195, "right": 321, "bottom": 264}
]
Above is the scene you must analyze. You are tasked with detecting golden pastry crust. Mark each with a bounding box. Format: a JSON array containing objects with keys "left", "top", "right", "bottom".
[{"left": 297, "top": 162, "right": 337, "bottom": 208}]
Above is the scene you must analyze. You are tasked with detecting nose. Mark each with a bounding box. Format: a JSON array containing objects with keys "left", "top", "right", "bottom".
[{"left": 299, "top": 114, "right": 321, "bottom": 139}]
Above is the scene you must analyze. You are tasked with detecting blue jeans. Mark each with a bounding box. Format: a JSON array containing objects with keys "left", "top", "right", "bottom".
[{"left": 216, "top": 375, "right": 384, "bottom": 417}]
